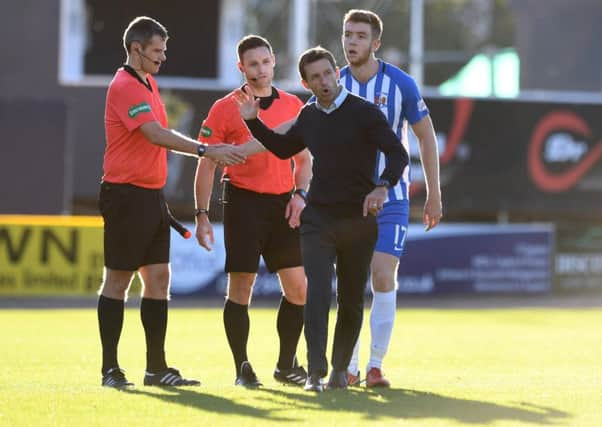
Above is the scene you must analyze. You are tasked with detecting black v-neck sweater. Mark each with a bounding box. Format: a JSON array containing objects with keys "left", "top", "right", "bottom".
[{"left": 245, "top": 92, "right": 407, "bottom": 214}]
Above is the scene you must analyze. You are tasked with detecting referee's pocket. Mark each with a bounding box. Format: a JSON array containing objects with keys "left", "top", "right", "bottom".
[{"left": 99, "top": 183, "right": 125, "bottom": 220}]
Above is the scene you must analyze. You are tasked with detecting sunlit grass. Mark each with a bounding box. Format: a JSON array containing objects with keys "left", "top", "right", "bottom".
[{"left": 1, "top": 306, "right": 600, "bottom": 426}]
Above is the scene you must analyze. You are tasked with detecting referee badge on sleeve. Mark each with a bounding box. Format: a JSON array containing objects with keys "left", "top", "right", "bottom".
[
  {"left": 128, "top": 102, "right": 151, "bottom": 118},
  {"left": 200, "top": 126, "right": 213, "bottom": 137}
]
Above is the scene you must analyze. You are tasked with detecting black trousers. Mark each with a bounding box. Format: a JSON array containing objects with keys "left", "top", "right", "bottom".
[{"left": 300, "top": 205, "right": 377, "bottom": 377}]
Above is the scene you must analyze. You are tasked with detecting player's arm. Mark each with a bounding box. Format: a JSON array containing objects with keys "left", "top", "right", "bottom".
[
  {"left": 411, "top": 115, "right": 442, "bottom": 230},
  {"left": 139, "top": 121, "right": 246, "bottom": 165},
  {"left": 235, "top": 117, "right": 300, "bottom": 157},
  {"left": 274, "top": 117, "right": 297, "bottom": 134},
  {"left": 237, "top": 138, "right": 267, "bottom": 157},
  {"left": 286, "top": 148, "right": 312, "bottom": 228},
  {"left": 293, "top": 149, "right": 312, "bottom": 193},
  {"left": 235, "top": 86, "right": 305, "bottom": 159},
  {"left": 362, "top": 106, "right": 407, "bottom": 217},
  {"left": 367, "top": 105, "right": 407, "bottom": 186},
  {"left": 194, "top": 157, "right": 217, "bottom": 251}
]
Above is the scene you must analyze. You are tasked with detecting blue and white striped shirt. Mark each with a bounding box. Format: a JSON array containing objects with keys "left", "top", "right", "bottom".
[{"left": 340, "top": 60, "right": 429, "bottom": 204}]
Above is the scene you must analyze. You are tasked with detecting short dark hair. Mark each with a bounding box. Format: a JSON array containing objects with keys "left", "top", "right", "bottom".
[
  {"left": 343, "top": 9, "right": 383, "bottom": 39},
  {"left": 298, "top": 46, "right": 337, "bottom": 80},
  {"left": 237, "top": 35, "right": 273, "bottom": 62},
  {"left": 123, "top": 16, "right": 168, "bottom": 54}
]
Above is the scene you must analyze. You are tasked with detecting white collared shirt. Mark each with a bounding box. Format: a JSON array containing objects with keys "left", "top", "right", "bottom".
[{"left": 314, "top": 85, "right": 348, "bottom": 114}]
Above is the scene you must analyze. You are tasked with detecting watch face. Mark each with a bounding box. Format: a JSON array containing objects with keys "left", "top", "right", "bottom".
[{"left": 295, "top": 189, "right": 307, "bottom": 200}]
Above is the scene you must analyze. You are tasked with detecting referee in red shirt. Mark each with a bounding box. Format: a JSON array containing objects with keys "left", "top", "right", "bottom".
[
  {"left": 97, "top": 16, "right": 244, "bottom": 389},
  {"left": 195, "top": 35, "right": 311, "bottom": 387}
]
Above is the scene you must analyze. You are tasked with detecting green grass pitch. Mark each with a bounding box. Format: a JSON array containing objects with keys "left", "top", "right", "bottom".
[{"left": 1, "top": 305, "right": 601, "bottom": 426}]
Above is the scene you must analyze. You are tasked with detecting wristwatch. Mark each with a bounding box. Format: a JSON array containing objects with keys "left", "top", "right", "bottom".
[
  {"left": 197, "top": 144, "right": 207, "bottom": 157},
  {"left": 193, "top": 208, "right": 209, "bottom": 218},
  {"left": 294, "top": 188, "right": 308, "bottom": 202},
  {"left": 375, "top": 178, "right": 391, "bottom": 188}
]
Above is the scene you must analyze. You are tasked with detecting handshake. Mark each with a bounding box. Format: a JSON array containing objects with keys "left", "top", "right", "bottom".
[{"left": 202, "top": 143, "right": 250, "bottom": 166}]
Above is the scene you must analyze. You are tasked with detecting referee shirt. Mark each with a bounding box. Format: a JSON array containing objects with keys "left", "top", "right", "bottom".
[
  {"left": 199, "top": 86, "right": 303, "bottom": 195},
  {"left": 103, "top": 66, "right": 168, "bottom": 189}
]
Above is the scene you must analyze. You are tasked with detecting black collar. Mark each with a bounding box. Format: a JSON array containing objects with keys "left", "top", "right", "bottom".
[
  {"left": 122, "top": 64, "right": 153, "bottom": 92},
  {"left": 241, "top": 84, "right": 279, "bottom": 110}
]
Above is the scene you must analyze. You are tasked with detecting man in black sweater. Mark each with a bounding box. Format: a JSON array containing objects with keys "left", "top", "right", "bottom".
[{"left": 235, "top": 46, "right": 408, "bottom": 392}]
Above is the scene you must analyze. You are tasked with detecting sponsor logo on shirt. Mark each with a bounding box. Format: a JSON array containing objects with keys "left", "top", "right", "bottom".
[
  {"left": 200, "top": 126, "right": 212, "bottom": 137},
  {"left": 128, "top": 102, "right": 151, "bottom": 118},
  {"left": 417, "top": 99, "right": 427, "bottom": 112}
]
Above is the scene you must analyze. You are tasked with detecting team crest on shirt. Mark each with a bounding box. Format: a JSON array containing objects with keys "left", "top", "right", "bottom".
[
  {"left": 374, "top": 92, "right": 388, "bottom": 108},
  {"left": 200, "top": 126, "right": 212, "bottom": 137}
]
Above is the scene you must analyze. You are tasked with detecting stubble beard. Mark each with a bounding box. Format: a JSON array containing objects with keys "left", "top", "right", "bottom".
[{"left": 347, "top": 48, "right": 372, "bottom": 68}]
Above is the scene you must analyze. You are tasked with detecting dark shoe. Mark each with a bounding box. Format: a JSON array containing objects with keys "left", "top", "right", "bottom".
[
  {"left": 274, "top": 357, "right": 308, "bottom": 385},
  {"left": 303, "top": 373, "right": 323, "bottom": 392},
  {"left": 235, "top": 361, "right": 262, "bottom": 388},
  {"left": 366, "top": 367, "right": 391, "bottom": 388},
  {"left": 347, "top": 370, "right": 361, "bottom": 387},
  {"left": 326, "top": 370, "right": 348, "bottom": 390},
  {"left": 144, "top": 367, "right": 200, "bottom": 386},
  {"left": 102, "top": 367, "right": 134, "bottom": 389}
]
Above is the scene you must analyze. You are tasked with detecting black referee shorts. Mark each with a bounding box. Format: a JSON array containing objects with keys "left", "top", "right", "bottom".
[
  {"left": 98, "top": 181, "right": 170, "bottom": 271},
  {"left": 223, "top": 184, "right": 302, "bottom": 273}
]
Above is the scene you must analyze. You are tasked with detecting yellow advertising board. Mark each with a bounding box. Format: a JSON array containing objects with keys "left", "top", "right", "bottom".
[{"left": 0, "top": 215, "right": 105, "bottom": 295}]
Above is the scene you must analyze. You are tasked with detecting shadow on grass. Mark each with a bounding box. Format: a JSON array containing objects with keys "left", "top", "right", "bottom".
[
  {"left": 123, "top": 385, "right": 570, "bottom": 425},
  {"left": 123, "top": 387, "right": 291, "bottom": 422},
  {"left": 254, "top": 386, "right": 571, "bottom": 425}
]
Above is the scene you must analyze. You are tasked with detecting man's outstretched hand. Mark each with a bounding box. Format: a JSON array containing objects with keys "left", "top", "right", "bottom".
[{"left": 234, "top": 85, "right": 260, "bottom": 120}]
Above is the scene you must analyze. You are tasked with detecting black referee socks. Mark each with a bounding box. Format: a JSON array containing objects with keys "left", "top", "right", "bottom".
[
  {"left": 140, "top": 298, "right": 168, "bottom": 373},
  {"left": 223, "top": 299, "right": 250, "bottom": 375},
  {"left": 98, "top": 295, "right": 125, "bottom": 374},
  {"left": 276, "top": 296, "right": 304, "bottom": 370}
]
